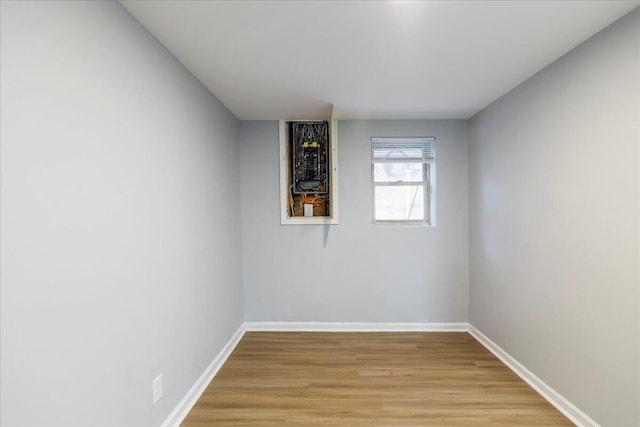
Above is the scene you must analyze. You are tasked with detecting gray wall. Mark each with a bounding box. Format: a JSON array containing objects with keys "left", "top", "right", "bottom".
[
  {"left": 468, "top": 8, "right": 639, "bottom": 427},
  {"left": 0, "top": 2, "right": 243, "bottom": 426},
  {"left": 240, "top": 120, "right": 469, "bottom": 322}
]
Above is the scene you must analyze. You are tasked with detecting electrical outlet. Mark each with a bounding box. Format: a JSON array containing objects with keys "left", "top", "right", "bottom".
[
  {"left": 152, "top": 374, "right": 163, "bottom": 405},
  {"left": 304, "top": 204, "right": 314, "bottom": 217}
]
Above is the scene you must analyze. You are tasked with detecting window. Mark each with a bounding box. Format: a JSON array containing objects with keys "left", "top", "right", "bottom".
[{"left": 371, "top": 137, "right": 435, "bottom": 225}]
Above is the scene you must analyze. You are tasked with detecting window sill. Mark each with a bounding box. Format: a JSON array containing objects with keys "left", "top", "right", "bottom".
[{"left": 372, "top": 221, "right": 435, "bottom": 228}]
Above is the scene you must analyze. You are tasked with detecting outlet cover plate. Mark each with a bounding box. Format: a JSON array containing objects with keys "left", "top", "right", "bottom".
[{"left": 152, "top": 374, "right": 163, "bottom": 405}]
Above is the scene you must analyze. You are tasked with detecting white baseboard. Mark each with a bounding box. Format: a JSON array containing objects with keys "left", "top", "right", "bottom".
[
  {"left": 244, "top": 321, "right": 469, "bottom": 332},
  {"left": 468, "top": 324, "right": 599, "bottom": 427},
  {"left": 160, "top": 323, "right": 247, "bottom": 427}
]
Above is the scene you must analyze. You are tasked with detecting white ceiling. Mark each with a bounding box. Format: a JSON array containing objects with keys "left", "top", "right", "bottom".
[{"left": 120, "top": 1, "right": 639, "bottom": 120}]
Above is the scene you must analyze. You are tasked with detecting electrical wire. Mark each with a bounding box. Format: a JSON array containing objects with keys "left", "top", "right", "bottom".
[
  {"left": 302, "top": 194, "right": 329, "bottom": 205},
  {"left": 289, "top": 185, "right": 295, "bottom": 216}
]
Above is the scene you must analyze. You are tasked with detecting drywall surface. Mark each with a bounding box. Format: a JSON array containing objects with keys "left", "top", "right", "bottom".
[
  {"left": 469, "top": 8, "right": 639, "bottom": 426},
  {"left": 0, "top": 2, "right": 243, "bottom": 426},
  {"left": 240, "top": 120, "right": 469, "bottom": 322}
]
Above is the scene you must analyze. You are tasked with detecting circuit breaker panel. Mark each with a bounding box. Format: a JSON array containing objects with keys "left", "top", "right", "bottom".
[
  {"left": 291, "top": 122, "right": 329, "bottom": 194},
  {"left": 284, "top": 120, "right": 333, "bottom": 219}
]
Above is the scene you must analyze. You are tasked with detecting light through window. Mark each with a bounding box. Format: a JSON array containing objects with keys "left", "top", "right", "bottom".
[{"left": 371, "top": 137, "right": 435, "bottom": 224}]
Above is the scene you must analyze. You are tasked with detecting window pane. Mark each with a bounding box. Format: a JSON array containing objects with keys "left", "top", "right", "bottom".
[
  {"left": 374, "top": 185, "right": 424, "bottom": 221},
  {"left": 374, "top": 162, "right": 423, "bottom": 182}
]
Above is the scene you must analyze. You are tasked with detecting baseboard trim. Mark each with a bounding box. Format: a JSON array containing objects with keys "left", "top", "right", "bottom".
[
  {"left": 160, "top": 323, "right": 247, "bottom": 427},
  {"left": 244, "top": 321, "right": 469, "bottom": 332},
  {"left": 468, "top": 324, "right": 599, "bottom": 427}
]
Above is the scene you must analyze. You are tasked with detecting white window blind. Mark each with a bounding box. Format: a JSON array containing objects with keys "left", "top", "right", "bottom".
[{"left": 371, "top": 137, "right": 435, "bottom": 163}]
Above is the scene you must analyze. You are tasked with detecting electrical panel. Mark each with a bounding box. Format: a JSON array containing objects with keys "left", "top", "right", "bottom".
[
  {"left": 291, "top": 122, "right": 329, "bottom": 194},
  {"left": 281, "top": 120, "right": 336, "bottom": 221}
]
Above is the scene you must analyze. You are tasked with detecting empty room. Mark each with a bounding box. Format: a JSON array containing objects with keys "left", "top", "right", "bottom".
[{"left": 1, "top": 1, "right": 638, "bottom": 426}]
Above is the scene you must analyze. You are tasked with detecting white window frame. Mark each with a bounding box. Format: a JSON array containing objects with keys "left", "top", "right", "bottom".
[{"left": 371, "top": 137, "right": 436, "bottom": 226}]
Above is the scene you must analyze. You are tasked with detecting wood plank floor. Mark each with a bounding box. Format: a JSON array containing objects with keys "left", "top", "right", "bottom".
[{"left": 182, "top": 332, "right": 573, "bottom": 426}]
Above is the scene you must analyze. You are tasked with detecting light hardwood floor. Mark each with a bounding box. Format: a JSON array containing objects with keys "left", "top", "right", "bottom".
[{"left": 182, "top": 332, "right": 573, "bottom": 426}]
